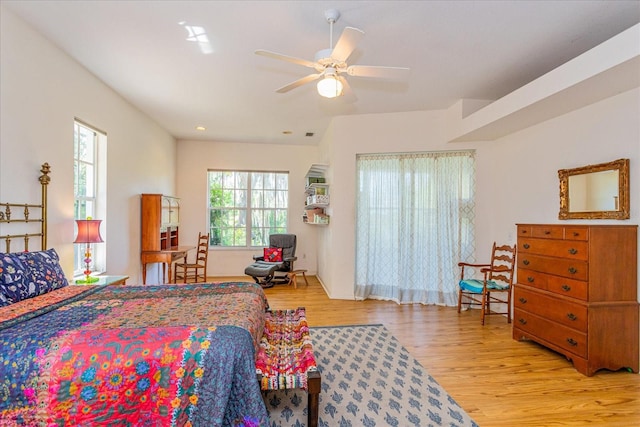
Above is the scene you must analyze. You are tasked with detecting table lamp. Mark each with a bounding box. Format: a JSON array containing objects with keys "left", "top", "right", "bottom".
[{"left": 74, "top": 217, "right": 104, "bottom": 283}]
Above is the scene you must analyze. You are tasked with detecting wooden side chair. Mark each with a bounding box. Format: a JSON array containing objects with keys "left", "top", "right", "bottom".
[
  {"left": 457, "top": 242, "right": 517, "bottom": 325},
  {"left": 174, "top": 232, "right": 209, "bottom": 283}
]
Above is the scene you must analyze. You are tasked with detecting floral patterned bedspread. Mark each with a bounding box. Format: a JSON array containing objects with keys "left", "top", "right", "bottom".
[{"left": 0, "top": 281, "right": 269, "bottom": 426}]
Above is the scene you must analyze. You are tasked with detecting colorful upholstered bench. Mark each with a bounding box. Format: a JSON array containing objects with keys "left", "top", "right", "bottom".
[{"left": 256, "top": 307, "right": 321, "bottom": 427}]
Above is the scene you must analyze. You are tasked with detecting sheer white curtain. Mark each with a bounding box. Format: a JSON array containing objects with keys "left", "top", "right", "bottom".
[{"left": 355, "top": 151, "right": 475, "bottom": 305}]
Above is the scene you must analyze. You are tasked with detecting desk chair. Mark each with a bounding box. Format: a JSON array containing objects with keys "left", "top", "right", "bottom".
[{"left": 174, "top": 232, "right": 209, "bottom": 283}]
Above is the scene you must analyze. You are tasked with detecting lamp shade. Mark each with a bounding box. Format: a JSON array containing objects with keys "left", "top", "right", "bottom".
[
  {"left": 317, "top": 74, "right": 343, "bottom": 98},
  {"left": 74, "top": 219, "right": 104, "bottom": 244}
]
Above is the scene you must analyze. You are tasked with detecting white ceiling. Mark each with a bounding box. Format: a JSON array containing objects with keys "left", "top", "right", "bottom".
[{"left": 3, "top": 0, "right": 639, "bottom": 145}]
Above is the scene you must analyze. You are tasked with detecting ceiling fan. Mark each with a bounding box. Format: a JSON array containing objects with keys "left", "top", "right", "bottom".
[{"left": 255, "top": 9, "right": 410, "bottom": 99}]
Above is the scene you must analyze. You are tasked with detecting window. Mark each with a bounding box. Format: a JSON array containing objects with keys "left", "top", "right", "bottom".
[
  {"left": 73, "top": 120, "right": 106, "bottom": 276},
  {"left": 74, "top": 123, "right": 98, "bottom": 221},
  {"left": 208, "top": 170, "right": 288, "bottom": 247},
  {"left": 355, "top": 150, "right": 475, "bottom": 306}
]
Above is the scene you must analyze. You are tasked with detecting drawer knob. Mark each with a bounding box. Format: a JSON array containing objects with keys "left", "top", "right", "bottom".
[
  {"left": 568, "top": 267, "right": 578, "bottom": 274},
  {"left": 523, "top": 259, "right": 530, "bottom": 266},
  {"left": 523, "top": 243, "right": 530, "bottom": 249},
  {"left": 568, "top": 248, "right": 578, "bottom": 255},
  {"left": 561, "top": 284, "right": 572, "bottom": 292},
  {"left": 573, "top": 232, "right": 580, "bottom": 237},
  {"left": 566, "top": 338, "right": 578, "bottom": 347},
  {"left": 527, "top": 276, "right": 534, "bottom": 283},
  {"left": 544, "top": 230, "right": 551, "bottom": 235},
  {"left": 567, "top": 313, "right": 577, "bottom": 321},
  {"left": 518, "top": 318, "right": 527, "bottom": 325},
  {"left": 519, "top": 297, "right": 527, "bottom": 304}
]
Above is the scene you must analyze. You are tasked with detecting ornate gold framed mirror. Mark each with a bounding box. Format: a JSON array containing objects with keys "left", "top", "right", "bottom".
[{"left": 558, "top": 158, "right": 629, "bottom": 220}]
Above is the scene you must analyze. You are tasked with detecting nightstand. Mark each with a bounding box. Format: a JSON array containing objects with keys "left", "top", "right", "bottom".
[{"left": 74, "top": 275, "right": 129, "bottom": 286}]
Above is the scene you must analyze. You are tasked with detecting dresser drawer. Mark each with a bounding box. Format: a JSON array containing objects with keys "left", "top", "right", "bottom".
[
  {"left": 514, "top": 309, "right": 587, "bottom": 358},
  {"left": 563, "top": 226, "right": 589, "bottom": 241},
  {"left": 530, "top": 225, "right": 564, "bottom": 240},
  {"left": 517, "top": 225, "right": 532, "bottom": 237},
  {"left": 517, "top": 269, "right": 588, "bottom": 300},
  {"left": 514, "top": 286, "right": 587, "bottom": 331},
  {"left": 518, "top": 254, "right": 588, "bottom": 281},
  {"left": 517, "top": 268, "right": 548, "bottom": 291},
  {"left": 518, "top": 238, "right": 588, "bottom": 260},
  {"left": 546, "top": 275, "right": 588, "bottom": 300}
]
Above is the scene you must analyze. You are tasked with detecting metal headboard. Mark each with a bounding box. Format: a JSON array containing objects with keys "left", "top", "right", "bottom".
[{"left": 0, "top": 163, "right": 50, "bottom": 252}]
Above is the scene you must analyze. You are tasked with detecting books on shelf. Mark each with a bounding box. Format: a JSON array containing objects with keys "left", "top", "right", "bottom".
[{"left": 307, "top": 195, "right": 329, "bottom": 206}]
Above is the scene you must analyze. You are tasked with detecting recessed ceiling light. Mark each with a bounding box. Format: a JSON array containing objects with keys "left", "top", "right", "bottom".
[
  {"left": 282, "top": 130, "right": 293, "bottom": 135},
  {"left": 196, "top": 126, "right": 206, "bottom": 131}
]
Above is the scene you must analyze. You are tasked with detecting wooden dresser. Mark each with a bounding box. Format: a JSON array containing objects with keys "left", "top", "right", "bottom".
[{"left": 513, "top": 224, "right": 638, "bottom": 376}]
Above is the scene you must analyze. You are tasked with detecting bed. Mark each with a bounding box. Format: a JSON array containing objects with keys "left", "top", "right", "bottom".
[{"left": 0, "top": 164, "right": 269, "bottom": 426}]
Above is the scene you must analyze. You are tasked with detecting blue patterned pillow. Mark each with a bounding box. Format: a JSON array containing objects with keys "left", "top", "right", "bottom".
[
  {"left": 0, "top": 253, "right": 31, "bottom": 307},
  {"left": 0, "top": 248, "right": 69, "bottom": 307}
]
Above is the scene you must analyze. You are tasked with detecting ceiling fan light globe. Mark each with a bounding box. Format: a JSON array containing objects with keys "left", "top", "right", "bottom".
[{"left": 317, "top": 75, "right": 343, "bottom": 98}]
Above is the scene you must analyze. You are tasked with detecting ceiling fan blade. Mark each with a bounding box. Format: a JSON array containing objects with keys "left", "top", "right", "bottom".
[
  {"left": 338, "top": 76, "right": 357, "bottom": 102},
  {"left": 331, "top": 27, "right": 364, "bottom": 62},
  {"left": 346, "top": 65, "right": 411, "bottom": 79},
  {"left": 255, "top": 49, "right": 318, "bottom": 69},
  {"left": 276, "top": 73, "right": 323, "bottom": 93}
]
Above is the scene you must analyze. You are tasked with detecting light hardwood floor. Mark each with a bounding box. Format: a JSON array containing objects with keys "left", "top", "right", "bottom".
[{"left": 214, "top": 275, "right": 640, "bottom": 426}]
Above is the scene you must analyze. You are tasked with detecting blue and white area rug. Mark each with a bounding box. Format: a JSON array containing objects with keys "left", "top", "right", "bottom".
[{"left": 263, "top": 324, "right": 478, "bottom": 427}]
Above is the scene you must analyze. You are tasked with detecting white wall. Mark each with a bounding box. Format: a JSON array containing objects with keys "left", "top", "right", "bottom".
[
  {"left": 176, "top": 140, "right": 320, "bottom": 278},
  {"left": 318, "top": 88, "right": 639, "bottom": 300},
  {"left": 483, "top": 88, "right": 639, "bottom": 230},
  {"left": 0, "top": 7, "right": 177, "bottom": 283}
]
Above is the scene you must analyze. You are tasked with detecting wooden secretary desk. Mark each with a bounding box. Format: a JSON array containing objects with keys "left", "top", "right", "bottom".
[{"left": 140, "top": 194, "right": 194, "bottom": 284}]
